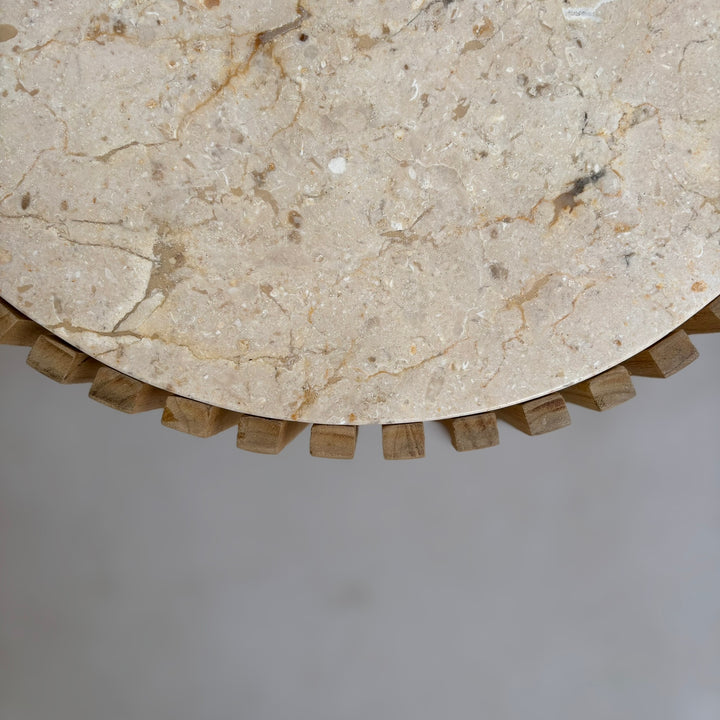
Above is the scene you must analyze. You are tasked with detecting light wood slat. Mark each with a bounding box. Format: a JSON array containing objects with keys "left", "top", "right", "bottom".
[
  {"left": 0, "top": 299, "right": 47, "bottom": 346},
  {"left": 161, "top": 396, "right": 240, "bottom": 437},
  {"left": 623, "top": 329, "right": 698, "bottom": 378},
  {"left": 310, "top": 424, "right": 358, "bottom": 459},
  {"left": 682, "top": 296, "right": 720, "bottom": 334},
  {"left": 497, "top": 393, "right": 571, "bottom": 436},
  {"left": 237, "top": 415, "right": 308, "bottom": 454},
  {"left": 561, "top": 365, "right": 636, "bottom": 412},
  {"left": 382, "top": 422, "right": 425, "bottom": 460},
  {"left": 89, "top": 366, "right": 168, "bottom": 414},
  {"left": 26, "top": 334, "right": 102, "bottom": 383},
  {"left": 440, "top": 412, "right": 499, "bottom": 452}
]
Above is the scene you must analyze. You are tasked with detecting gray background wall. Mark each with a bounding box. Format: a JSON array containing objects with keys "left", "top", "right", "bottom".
[{"left": 1, "top": 334, "right": 719, "bottom": 720}]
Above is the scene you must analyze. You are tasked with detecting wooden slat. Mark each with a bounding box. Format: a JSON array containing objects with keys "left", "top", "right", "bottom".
[
  {"left": 161, "top": 396, "right": 239, "bottom": 438},
  {"left": 440, "top": 412, "right": 499, "bottom": 452},
  {"left": 497, "top": 393, "right": 571, "bottom": 436},
  {"left": 682, "top": 296, "right": 720, "bottom": 334},
  {"left": 382, "top": 422, "right": 425, "bottom": 460},
  {"left": 623, "top": 329, "right": 698, "bottom": 378},
  {"left": 89, "top": 366, "right": 168, "bottom": 414},
  {"left": 0, "top": 299, "right": 47, "bottom": 346},
  {"left": 310, "top": 424, "right": 358, "bottom": 459},
  {"left": 561, "top": 365, "right": 636, "bottom": 411},
  {"left": 26, "top": 334, "right": 102, "bottom": 383},
  {"left": 236, "top": 415, "right": 308, "bottom": 454}
]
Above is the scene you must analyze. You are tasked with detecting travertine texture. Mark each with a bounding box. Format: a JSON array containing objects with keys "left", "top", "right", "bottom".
[{"left": 1, "top": 0, "right": 718, "bottom": 424}]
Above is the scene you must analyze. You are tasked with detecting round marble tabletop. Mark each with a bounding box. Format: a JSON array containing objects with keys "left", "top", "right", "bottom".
[{"left": 1, "top": 0, "right": 718, "bottom": 424}]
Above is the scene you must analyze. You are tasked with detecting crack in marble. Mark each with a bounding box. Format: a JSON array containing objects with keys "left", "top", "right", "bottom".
[{"left": 176, "top": 3, "right": 309, "bottom": 138}]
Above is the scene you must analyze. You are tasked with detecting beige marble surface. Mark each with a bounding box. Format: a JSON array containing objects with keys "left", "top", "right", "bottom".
[{"left": 1, "top": 0, "right": 718, "bottom": 424}]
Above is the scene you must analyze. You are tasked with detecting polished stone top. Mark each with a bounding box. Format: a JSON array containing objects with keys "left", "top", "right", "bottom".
[{"left": 1, "top": 0, "right": 718, "bottom": 423}]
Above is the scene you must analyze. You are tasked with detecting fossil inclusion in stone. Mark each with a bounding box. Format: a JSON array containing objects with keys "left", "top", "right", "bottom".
[{"left": 0, "top": 0, "right": 718, "bottom": 424}]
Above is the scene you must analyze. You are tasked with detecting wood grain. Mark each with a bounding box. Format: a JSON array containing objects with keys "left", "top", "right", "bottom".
[
  {"left": 161, "top": 396, "right": 240, "bottom": 437},
  {"left": 237, "top": 415, "right": 308, "bottom": 454},
  {"left": 497, "top": 393, "right": 571, "bottom": 436},
  {"left": 0, "top": 299, "right": 47, "bottom": 346},
  {"left": 561, "top": 365, "right": 636, "bottom": 411},
  {"left": 310, "top": 424, "right": 358, "bottom": 459},
  {"left": 682, "top": 296, "right": 720, "bottom": 334},
  {"left": 440, "top": 412, "right": 499, "bottom": 452},
  {"left": 26, "top": 334, "right": 102, "bottom": 383},
  {"left": 89, "top": 366, "right": 168, "bottom": 414},
  {"left": 623, "top": 329, "right": 699, "bottom": 378},
  {"left": 382, "top": 422, "right": 425, "bottom": 460}
]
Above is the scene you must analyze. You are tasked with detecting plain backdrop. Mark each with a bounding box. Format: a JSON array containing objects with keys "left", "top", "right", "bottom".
[{"left": 1, "top": 334, "right": 719, "bottom": 720}]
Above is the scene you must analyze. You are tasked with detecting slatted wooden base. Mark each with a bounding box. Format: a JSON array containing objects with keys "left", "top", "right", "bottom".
[
  {"left": 496, "top": 393, "right": 572, "bottom": 436},
  {"left": 161, "top": 396, "right": 240, "bottom": 438},
  {"left": 90, "top": 366, "right": 169, "bottom": 414},
  {"left": 440, "top": 413, "right": 499, "bottom": 452},
  {"left": 0, "top": 295, "right": 716, "bottom": 458},
  {"left": 237, "top": 415, "right": 308, "bottom": 455},
  {"left": 561, "top": 365, "right": 636, "bottom": 412},
  {"left": 310, "top": 424, "right": 359, "bottom": 459},
  {"left": 0, "top": 300, "right": 48, "bottom": 346},
  {"left": 382, "top": 422, "right": 426, "bottom": 460},
  {"left": 27, "top": 335, "right": 102, "bottom": 384},
  {"left": 682, "top": 297, "right": 720, "bottom": 334},
  {"left": 623, "top": 329, "right": 699, "bottom": 378}
]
